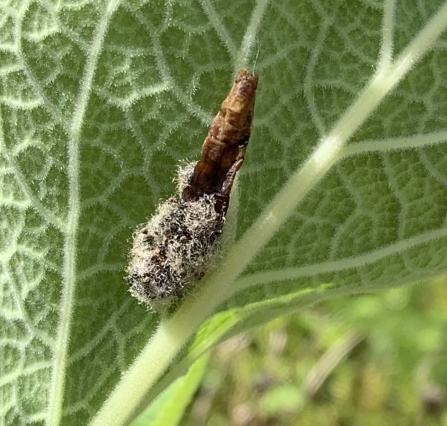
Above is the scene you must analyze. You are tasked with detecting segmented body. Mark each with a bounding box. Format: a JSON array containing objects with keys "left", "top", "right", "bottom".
[{"left": 182, "top": 69, "right": 258, "bottom": 214}]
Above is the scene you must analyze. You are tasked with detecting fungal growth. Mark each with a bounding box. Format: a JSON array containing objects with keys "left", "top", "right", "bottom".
[{"left": 127, "top": 69, "right": 258, "bottom": 309}]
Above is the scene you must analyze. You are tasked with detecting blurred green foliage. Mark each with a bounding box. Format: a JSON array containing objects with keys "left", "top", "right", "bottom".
[{"left": 183, "top": 276, "right": 447, "bottom": 426}]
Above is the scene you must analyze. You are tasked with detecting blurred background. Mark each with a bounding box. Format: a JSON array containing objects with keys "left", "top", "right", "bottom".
[{"left": 183, "top": 276, "right": 447, "bottom": 426}]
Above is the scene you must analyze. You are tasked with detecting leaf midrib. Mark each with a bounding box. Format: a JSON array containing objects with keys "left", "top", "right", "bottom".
[
  {"left": 89, "top": 3, "right": 447, "bottom": 425},
  {"left": 47, "top": 1, "right": 122, "bottom": 424}
]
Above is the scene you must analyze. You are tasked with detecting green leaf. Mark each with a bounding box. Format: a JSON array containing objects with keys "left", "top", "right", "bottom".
[
  {"left": 259, "top": 384, "right": 305, "bottom": 417},
  {"left": 129, "top": 353, "right": 210, "bottom": 426},
  {"left": 1, "top": 1, "right": 447, "bottom": 426}
]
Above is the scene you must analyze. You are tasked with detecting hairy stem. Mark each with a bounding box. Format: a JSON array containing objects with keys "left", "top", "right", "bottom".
[{"left": 90, "top": 3, "right": 447, "bottom": 425}]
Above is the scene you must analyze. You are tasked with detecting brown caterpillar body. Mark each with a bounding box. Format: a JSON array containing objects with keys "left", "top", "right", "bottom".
[{"left": 183, "top": 69, "right": 258, "bottom": 214}]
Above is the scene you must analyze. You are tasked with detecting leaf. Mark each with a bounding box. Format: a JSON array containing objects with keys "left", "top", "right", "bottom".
[
  {"left": 129, "top": 353, "right": 210, "bottom": 426},
  {"left": 1, "top": 1, "right": 447, "bottom": 426},
  {"left": 258, "top": 384, "right": 305, "bottom": 417}
]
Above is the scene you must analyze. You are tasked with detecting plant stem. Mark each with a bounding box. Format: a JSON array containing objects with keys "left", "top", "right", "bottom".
[{"left": 90, "top": 3, "right": 447, "bottom": 424}]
